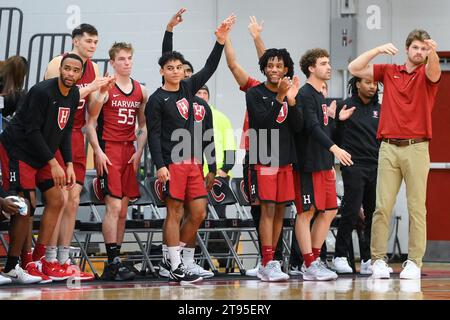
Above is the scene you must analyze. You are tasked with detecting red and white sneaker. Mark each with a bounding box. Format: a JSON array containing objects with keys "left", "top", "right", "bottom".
[
  {"left": 60, "top": 259, "right": 95, "bottom": 281},
  {"left": 41, "top": 259, "right": 71, "bottom": 281},
  {"left": 25, "top": 261, "right": 53, "bottom": 284}
]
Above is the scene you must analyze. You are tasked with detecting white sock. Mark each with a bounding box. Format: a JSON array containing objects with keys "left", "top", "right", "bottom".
[
  {"left": 182, "top": 247, "right": 195, "bottom": 265},
  {"left": 45, "top": 246, "right": 57, "bottom": 262},
  {"left": 57, "top": 246, "right": 70, "bottom": 265},
  {"left": 168, "top": 246, "right": 181, "bottom": 271},
  {"left": 162, "top": 244, "right": 169, "bottom": 259}
]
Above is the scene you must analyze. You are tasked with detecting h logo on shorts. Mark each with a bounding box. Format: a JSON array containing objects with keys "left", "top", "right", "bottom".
[
  {"left": 303, "top": 194, "right": 311, "bottom": 204},
  {"left": 58, "top": 107, "right": 71, "bottom": 130},
  {"left": 9, "top": 171, "right": 17, "bottom": 182}
]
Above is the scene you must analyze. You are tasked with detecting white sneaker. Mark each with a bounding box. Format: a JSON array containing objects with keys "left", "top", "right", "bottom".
[
  {"left": 185, "top": 262, "right": 214, "bottom": 278},
  {"left": 0, "top": 273, "right": 12, "bottom": 285},
  {"left": 331, "top": 257, "right": 353, "bottom": 274},
  {"left": 371, "top": 259, "right": 390, "bottom": 279},
  {"left": 288, "top": 265, "right": 303, "bottom": 276},
  {"left": 300, "top": 262, "right": 307, "bottom": 274},
  {"left": 360, "top": 259, "right": 373, "bottom": 275},
  {"left": 245, "top": 262, "right": 261, "bottom": 277},
  {"left": 259, "top": 261, "right": 289, "bottom": 282},
  {"left": 399, "top": 260, "right": 421, "bottom": 280},
  {"left": 1, "top": 264, "right": 42, "bottom": 284},
  {"left": 303, "top": 260, "right": 338, "bottom": 281}
]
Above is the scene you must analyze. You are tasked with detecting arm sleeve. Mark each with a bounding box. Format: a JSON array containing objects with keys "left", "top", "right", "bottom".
[
  {"left": 239, "top": 77, "right": 260, "bottom": 92},
  {"left": 58, "top": 96, "right": 78, "bottom": 163},
  {"left": 187, "top": 42, "right": 224, "bottom": 94},
  {"left": 59, "top": 107, "right": 77, "bottom": 164},
  {"left": 246, "top": 89, "right": 283, "bottom": 129},
  {"left": 287, "top": 94, "right": 304, "bottom": 133},
  {"left": 221, "top": 150, "right": 235, "bottom": 173},
  {"left": 373, "top": 64, "right": 387, "bottom": 83},
  {"left": 220, "top": 115, "right": 236, "bottom": 173},
  {"left": 333, "top": 101, "right": 346, "bottom": 146},
  {"left": 59, "top": 128, "right": 73, "bottom": 163},
  {"left": 3, "top": 90, "right": 26, "bottom": 117},
  {"left": 162, "top": 30, "right": 173, "bottom": 53},
  {"left": 24, "top": 89, "right": 55, "bottom": 164},
  {"left": 146, "top": 96, "right": 165, "bottom": 170},
  {"left": 301, "top": 92, "right": 335, "bottom": 150},
  {"left": 203, "top": 106, "right": 216, "bottom": 174}
]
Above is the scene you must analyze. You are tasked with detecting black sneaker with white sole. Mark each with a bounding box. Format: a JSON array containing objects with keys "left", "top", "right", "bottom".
[
  {"left": 158, "top": 257, "right": 171, "bottom": 278},
  {"left": 101, "top": 258, "right": 136, "bottom": 281},
  {"left": 169, "top": 263, "right": 203, "bottom": 284}
]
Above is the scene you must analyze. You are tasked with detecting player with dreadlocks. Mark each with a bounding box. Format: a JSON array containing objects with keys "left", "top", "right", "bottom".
[{"left": 331, "top": 76, "right": 381, "bottom": 275}]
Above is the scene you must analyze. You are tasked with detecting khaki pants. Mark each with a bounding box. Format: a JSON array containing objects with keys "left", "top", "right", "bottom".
[{"left": 371, "top": 141, "right": 430, "bottom": 267}]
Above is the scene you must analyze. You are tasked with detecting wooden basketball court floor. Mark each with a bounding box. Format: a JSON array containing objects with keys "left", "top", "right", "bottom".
[{"left": 1, "top": 262, "right": 450, "bottom": 301}]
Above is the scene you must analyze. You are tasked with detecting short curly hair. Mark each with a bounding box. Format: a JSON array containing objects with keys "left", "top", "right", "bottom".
[
  {"left": 259, "top": 48, "right": 294, "bottom": 79},
  {"left": 299, "top": 48, "right": 329, "bottom": 78}
]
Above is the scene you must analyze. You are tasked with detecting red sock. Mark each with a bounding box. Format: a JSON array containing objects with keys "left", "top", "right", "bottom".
[
  {"left": 312, "top": 247, "right": 321, "bottom": 260},
  {"left": 303, "top": 253, "right": 315, "bottom": 268},
  {"left": 271, "top": 249, "right": 275, "bottom": 262},
  {"left": 21, "top": 251, "right": 33, "bottom": 268},
  {"left": 262, "top": 246, "right": 273, "bottom": 266},
  {"left": 32, "top": 243, "right": 46, "bottom": 261}
]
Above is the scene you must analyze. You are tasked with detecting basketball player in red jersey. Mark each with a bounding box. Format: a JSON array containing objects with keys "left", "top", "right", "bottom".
[
  {"left": 86, "top": 42, "right": 147, "bottom": 281},
  {"left": 25, "top": 24, "right": 114, "bottom": 281}
]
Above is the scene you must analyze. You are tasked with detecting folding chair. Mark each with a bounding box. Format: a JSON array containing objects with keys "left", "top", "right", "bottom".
[
  {"left": 144, "top": 176, "right": 226, "bottom": 275},
  {"left": 74, "top": 174, "right": 163, "bottom": 278},
  {"left": 231, "top": 177, "right": 296, "bottom": 270},
  {"left": 0, "top": 7, "right": 23, "bottom": 60},
  {"left": 205, "top": 177, "right": 260, "bottom": 274}
]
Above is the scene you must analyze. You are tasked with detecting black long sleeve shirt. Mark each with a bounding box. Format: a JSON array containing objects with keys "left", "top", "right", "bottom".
[
  {"left": 295, "top": 83, "right": 335, "bottom": 172},
  {"left": 335, "top": 95, "right": 381, "bottom": 166},
  {"left": 146, "top": 41, "right": 223, "bottom": 170},
  {"left": 246, "top": 82, "right": 303, "bottom": 167},
  {"left": 0, "top": 78, "right": 78, "bottom": 168}
]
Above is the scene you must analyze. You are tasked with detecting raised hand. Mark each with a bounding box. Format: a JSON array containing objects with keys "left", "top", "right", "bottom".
[
  {"left": 248, "top": 16, "right": 264, "bottom": 39},
  {"left": 424, "top": 39, "right": 438, "bottom": 54},
  {"left": 215, "top": 14, "right": 237, "bottom": 44},
  {"left": 286, "top": 75, "right": 300, "bottom": 103},
  {"left": 339, "top": 104, "right": 356, "bottom": 121},
  {"left": 167, "top": 8, "right": 186, "bottom": 31},
  {"left": 377, "top": 43, "right": 398, "bottom": 55}
]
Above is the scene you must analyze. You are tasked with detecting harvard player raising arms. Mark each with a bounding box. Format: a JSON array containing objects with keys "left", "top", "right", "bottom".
[{"left": 86, "top": 42, "right": 148, "bottom": 281}]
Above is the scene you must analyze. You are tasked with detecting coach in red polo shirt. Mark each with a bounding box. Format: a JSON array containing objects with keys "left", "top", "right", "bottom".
[{"left": 348, "top": 29, "right": 441, "bottom": 280}]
